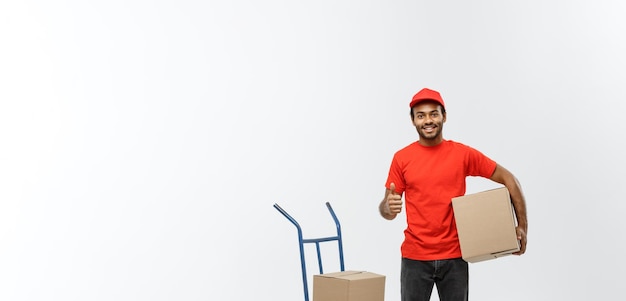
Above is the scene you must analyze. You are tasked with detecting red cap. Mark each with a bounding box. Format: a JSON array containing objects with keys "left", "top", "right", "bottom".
[{"left": 410, "top": 88, "right": 445, "bottom": 109}]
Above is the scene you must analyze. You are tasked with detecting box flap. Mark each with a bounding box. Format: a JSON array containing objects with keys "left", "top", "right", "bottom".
[
  {"left": 314, "top": 271, "right": 385, "bottom": 280},
  {"left": 315, "top": 270, "right": 364, "bottom": 279},
  {"left": 341, "top": 271, "right": 384, "bottom": 281}
]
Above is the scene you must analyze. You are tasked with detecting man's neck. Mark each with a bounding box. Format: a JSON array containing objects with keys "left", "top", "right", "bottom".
[{"left": 418, "top": 137, "right": 444, "bottom": 147}]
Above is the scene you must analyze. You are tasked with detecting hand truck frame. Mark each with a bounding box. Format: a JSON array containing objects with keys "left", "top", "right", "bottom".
[{"left": 273, "top": 202, "right": 345, "bottom": 301}]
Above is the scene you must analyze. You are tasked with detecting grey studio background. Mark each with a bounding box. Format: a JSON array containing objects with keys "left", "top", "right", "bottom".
[{"left": 1, "top": 1, "right": 624, "bottom": 300}]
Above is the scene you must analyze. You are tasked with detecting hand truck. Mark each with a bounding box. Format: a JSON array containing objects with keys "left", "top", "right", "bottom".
[{"left": 273, "top": 202, "right": 345, "bottom": 301}]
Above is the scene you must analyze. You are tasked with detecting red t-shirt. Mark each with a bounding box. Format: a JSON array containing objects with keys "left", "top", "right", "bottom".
[{"left": 386, "top": 140, "right": 497, "bottom": 260}]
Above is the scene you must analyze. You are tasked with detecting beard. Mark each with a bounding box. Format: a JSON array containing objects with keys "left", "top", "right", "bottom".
[{"left": 416, "top": 123, "right": 443, "bottom": 141}]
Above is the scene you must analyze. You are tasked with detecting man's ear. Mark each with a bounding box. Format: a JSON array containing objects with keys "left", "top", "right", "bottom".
[{"left": 442, "top": 111, "right": 447, "bottom": 123}]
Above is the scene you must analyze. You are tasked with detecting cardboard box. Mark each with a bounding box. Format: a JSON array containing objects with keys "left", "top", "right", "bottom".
[
  {"left": 313, "top": 271, "right": 385, "bottom": 301},
  {"left": 452, "top": 187, "right": 520, "bottom": 263}
]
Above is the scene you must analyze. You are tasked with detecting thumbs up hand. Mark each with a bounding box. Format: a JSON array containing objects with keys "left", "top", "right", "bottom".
[{"left": 385, "top": 182, "right": 403, "bottom": 215}]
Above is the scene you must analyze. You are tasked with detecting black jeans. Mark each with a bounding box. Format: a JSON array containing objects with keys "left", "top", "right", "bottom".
[{"left": 401, "top": 257, "right": 468, "bottom": 301}]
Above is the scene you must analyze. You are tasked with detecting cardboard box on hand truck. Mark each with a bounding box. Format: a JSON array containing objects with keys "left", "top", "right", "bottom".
[
  {"left": 313, "top": 271, "right": 385, "bottom": 301},
  {"left": 452, "top": 187, "right": 520, "bottom": 263}
]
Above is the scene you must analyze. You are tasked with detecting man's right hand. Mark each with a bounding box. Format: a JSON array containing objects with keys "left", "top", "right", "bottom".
[{"left": 385, "top": 182, "right": 403, "bottom": 215}]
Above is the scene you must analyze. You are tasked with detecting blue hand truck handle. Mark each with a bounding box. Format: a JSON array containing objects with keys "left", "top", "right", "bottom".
[{"left": 273, "top": 202, "right": 345, "bottom": 301}]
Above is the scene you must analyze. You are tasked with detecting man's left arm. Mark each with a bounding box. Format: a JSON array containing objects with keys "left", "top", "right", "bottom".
[{"left": 490, "top": 164, "right": 528, "bottom": 255}]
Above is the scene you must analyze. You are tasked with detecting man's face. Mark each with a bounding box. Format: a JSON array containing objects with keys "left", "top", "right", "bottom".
[{"left": 411, "top": 101, "right": 446, "bottom": 143}]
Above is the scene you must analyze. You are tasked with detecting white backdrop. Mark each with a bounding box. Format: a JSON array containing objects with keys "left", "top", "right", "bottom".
[{"left": 1, "top": 1, "right": 625, "bottom": 300}]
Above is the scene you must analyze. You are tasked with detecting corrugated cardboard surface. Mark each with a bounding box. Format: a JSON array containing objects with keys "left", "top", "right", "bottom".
[
  {"left": 313, "top": 271, "right": 385, "bottom": 301},
  {"left": 452, "top": 187, "right": 520, "bottom": 263}
]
